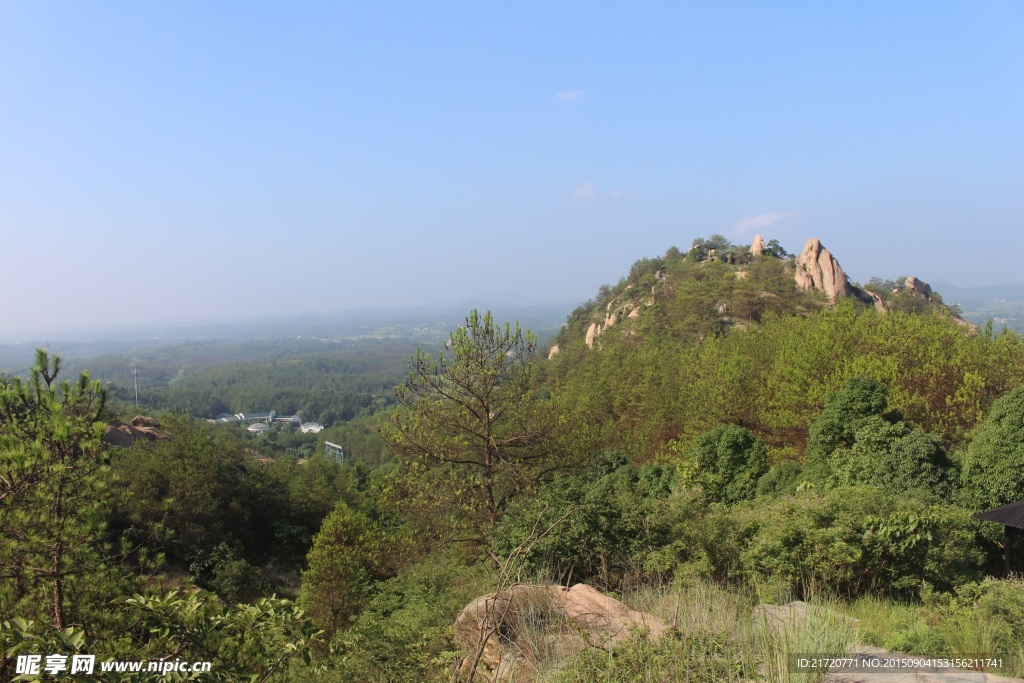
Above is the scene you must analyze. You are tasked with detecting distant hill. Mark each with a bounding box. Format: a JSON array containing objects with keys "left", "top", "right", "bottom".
[
  {"left": 931, "top": 282, "right": 1024, "bottom": 332},
  {"left": 544, "top": 234, "right": 1024, "bottom": 461},
  {"left": 0, "top": 302, "right": 575, "bottom": 374}
]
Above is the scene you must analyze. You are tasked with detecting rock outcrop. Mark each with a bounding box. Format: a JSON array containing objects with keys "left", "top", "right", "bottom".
[
  {"left": 456, "top": 584, "right": 667, "bottom": 682},
  {"left": 547, "top": 344, "right": 560, "bottom": 359},
  {"left": 794, "top": 238, "right": 850, "bottom": 301},
  {"left": 853, "top": 287, "right": 887, "bottom": 314},
  {"left": 904, "top": 276, "right": 932, "bottom": 298},
  {"left": 750, "top": 234, "right": 765, "bottom": 256},
  {"left": 102, "top": 416, "right": 166, "bottom": 448}
]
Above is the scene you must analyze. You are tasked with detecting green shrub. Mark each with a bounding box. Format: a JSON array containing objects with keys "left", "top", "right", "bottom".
[
  {"left": 682, "top": 425, "right": 768, "bottom": 504},
  {"left": 708, "top": 487, "right": 983, "bottom": 597},
  {"left": 826, "top": 416, "right": 952, "bottom": 497},
  {"left": 959, "top": 386, "right": 1024, "bottom": 511},
  {"left": 325, "top": 556, "right": 488, "bottom": 683},
  {"left": 756, "top": 461, "right": 803, "bottom": 498},
  {"left": 492, "top": 457, "right": 674, "bottom": 587}
]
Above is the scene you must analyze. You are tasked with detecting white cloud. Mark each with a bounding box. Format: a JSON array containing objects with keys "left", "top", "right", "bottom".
[
  {"left": 557, "top": 89, "right": 585, "bottom": 102},
  {"left": 573, "top": 182, "right": 596, "bottom": 200},
  {"left": 608, "top": 189, "right": 634, "bottom": 201},
  {"left": 734, "top": 212, "right": 792, "bottom": 235}
]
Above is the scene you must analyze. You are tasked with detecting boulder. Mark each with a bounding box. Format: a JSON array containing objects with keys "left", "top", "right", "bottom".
[
  {"left": 794, "top": 238, "right": 850, "bottom": 301},
  {"left": 905, "top": 276, "right": 932, "bottom": 298},
  {"left": 547, "top": 344, "right": 560, "bottom": 359},
  {"left": 456, "top": 584, "right": 667, "bottom": 682},
  {"left": 102, "top": 416, "right": 165, "bottom": 448},
  {"left": 751, "top": 234, "right": 765, "bottom": 256},
  {"left": 585, "top": 323, "right": 599, "bottom": 349},
  {"left": 852, "top": 286, "right": 887, "bottom": 313}
]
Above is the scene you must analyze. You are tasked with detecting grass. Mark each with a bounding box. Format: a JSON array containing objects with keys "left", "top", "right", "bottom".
[
  {"left": 496, "top": 578, "right": 859, "bottom": 683},
  {"left": 455, "top": 576, "right": 1024, "bottom": 682}
]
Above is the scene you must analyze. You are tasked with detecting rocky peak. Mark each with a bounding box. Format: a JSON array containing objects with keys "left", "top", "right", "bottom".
[
  {"left": 750, "top": 234, "right": 765, "bottom": 257},
  {"left": 905, "top": 276, "right": 932, "bottom": 298},
  {"left": 793, "top": 237, "right": 850, "bottom": 301}
]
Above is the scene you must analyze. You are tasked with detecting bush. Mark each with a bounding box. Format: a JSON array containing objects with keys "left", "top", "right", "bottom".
[
  {"left": 703, "top": 487, "right": 983, "bottom": 597},
  {"left": 959, "top": 386, "right": 1024, "bottom": 511},
  {"left": 549, "top": 629, "right": 747, "bottom": 683},
  {"left": 492, "top": 457, "right": 674, "bottom": 587},
  {"left": 325, "top": 556, "right": 488, "bottom": 683},
  {"left": 681, "top": 425, "right": 768, "bottom": 504},
  {"left": 756, "top": 461, "right": 803, "bottom": 498},
  {"left": 826, "top": 416, "right": 953, "bottom": 498}
]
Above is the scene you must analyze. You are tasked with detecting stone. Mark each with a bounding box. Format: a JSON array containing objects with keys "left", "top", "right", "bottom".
[
  {"left": 794, "top": 238, "right": 850, "bottom": 301},
  {"left": 905, "top": 276, "right": 932, "bottom": 298},
  {"left": 102, "top": 416, "right": 165, "bottom": 448},
  {"left": 456, "top": 584, "right": 667, "bottom": 682},
  {"left": 547, "top": 344, "right": 560, "bottom": 359},
  {"left": 852, "top": 286, "right": 887, "bottom": 313},
  {"left": 751, "top": 234, "right": 765, "bottom": 256},
  {"left": 585, "top": 323, "right": 598, "bottom": 349}
]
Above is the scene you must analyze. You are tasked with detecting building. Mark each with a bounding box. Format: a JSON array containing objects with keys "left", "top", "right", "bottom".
[{"left": 973, "top": 499, "right": 1024, "bottom": 573}]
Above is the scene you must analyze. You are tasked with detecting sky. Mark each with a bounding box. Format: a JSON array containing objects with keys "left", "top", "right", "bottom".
[{"left": 1, "top": 1, "right": 1022, "bottom": 342}]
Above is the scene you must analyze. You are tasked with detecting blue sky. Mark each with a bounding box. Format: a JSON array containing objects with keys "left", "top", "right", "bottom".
[{"left": 1, "top": 1, "right": 1022, "bottom": 341}]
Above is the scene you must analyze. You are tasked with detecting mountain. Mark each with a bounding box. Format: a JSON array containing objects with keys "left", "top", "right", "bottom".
[
  {"left": 931, "top": 282, "right": 1024, "bottom": 332},
  {"left": 544, "top": 234, "right": 1024, "bottom": 462}
]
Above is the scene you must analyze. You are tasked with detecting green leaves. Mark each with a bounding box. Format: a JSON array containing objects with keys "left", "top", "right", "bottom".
[
  {"left": 0, "top": 349, "right": 111, "bottom": 630},
  {"left": 380, "top": 310, "right": 553, "bottom": 550}
]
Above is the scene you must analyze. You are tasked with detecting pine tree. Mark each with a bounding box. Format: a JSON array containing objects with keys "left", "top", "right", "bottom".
[{"left": 0, "top": 349, "right": 109, "bottom": 629}]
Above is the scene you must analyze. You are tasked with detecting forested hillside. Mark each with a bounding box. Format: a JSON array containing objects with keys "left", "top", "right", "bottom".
[{"left": 4, "top": 235, "right": 1024, "bottom": 681}]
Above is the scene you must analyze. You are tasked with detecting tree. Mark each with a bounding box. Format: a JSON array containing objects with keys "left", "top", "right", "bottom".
[
  {"left": 379, "top": 311, "right": 552, "bottom": 556},
  {"left": 0, "top": 349, "right": 109, "bottom": 630},
  {"left": 301, "top": 501, "right": 388, "bottom": 639},
  {"left": 826, "top": 416, "right": 952, "bottom": 497},
  {"left": 959, "top": 386, "right": 1024, "bottom": 511},
  {"left": 804, "top": 378, "right": 893, "bottom": 483},
  {"left": 678, "top": 425, "right": 768, "bottom": 504}
]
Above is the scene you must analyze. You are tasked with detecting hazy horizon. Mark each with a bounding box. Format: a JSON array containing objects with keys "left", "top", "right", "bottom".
[{"left": 2, "top": 3, "right": 1021, "bottom": 342}]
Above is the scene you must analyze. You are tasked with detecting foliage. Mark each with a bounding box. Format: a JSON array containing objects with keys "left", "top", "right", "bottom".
[
  {"left": 1, "top": 590, "right": 319, "bottom": 682},
  {"left": 380, "top": 310, "right": 555, "bottom": 554},
  {"left": 0, "top": 350, "right": 113, "bottom": 630},
  {"left": 958, "top": 385, "right": 1024, "bottom": 511},
  {"left": 755, "top": 461, "right": 803, "bottom": 498},
  {"left": 824, "top": 416, "right": 953, "bottom": 497},
  {"left": 671, "top": 486, "right": 984, "bottom": 597},
  {"left": 323, "top": 556, "right": 488, "bottom": 683},
  {"left": 492, "top": 454, "right": 675, "bottom": 587},
  {"left": 190, "top": 543, "right": 272, "bottom": 605},
  {"left": 549, "top": 300, "right": 1024, "bottom": 462},
  {"left": 300, "top": 501, "right": 401, "bottom": 639},
  {"left": 806, "top": 378, "right": 891, "bottom": 464},
  {"left": 549, "top": 629, "right": 748, "bottom": 683},
  {"left": 675, "top": 425, "right": 768, "bottom": 504}
]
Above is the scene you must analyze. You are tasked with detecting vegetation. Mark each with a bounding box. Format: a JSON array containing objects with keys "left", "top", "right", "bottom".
[{"left": 3, "top": 236, "right": 1024, "bottom": 680}]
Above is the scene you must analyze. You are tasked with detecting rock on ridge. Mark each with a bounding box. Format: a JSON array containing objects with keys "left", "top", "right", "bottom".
[
  {"left": 750, "top": 234, "right": 765, "bottom": 256},
  {"left": 103, "top": 416, "right": 166, "bottom": 448},
  {"left": 794, "top": 237, "right": 850, "bottom": 301},
  {"left": 904, "top": 276, "right": 932, "bottom": 298},
  {"left": 853, "top": 287, "right": 887, "bottom": 314}
]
